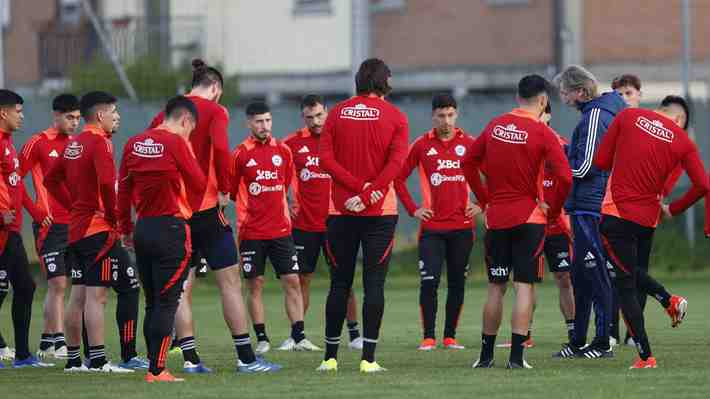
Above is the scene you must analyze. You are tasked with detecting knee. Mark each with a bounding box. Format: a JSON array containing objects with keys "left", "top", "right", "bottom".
[
  {"left": 420, "top": 277, "right": 440, "bottom": 293},
  {"left": 216, "top": 267, "right": 241, "bottom": 291},
  {"left": 282, "top": 274, "right": 301, "bottom": 292},
  {"left": 555, "top": 272, "right": 572, "bottom": 289},
  {"left": 249, "top": 277, "right": 265, "bottom": 295},
  {"left": 16, "top": 278, "right": 36, "bottom": 300},
  {"left": 88, "top": 288, "right": 109, "bottom": 306}
]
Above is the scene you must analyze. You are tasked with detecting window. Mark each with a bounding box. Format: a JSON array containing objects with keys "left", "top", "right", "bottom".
[
  {"left": 487, "top": 0, "right": 530, "bottom": 6},
  {"left": 293, "top": 0, "right": 332, "bottom": 16},
  {"left": 371, "top": 0, "right": 406, "bottom": 13}
]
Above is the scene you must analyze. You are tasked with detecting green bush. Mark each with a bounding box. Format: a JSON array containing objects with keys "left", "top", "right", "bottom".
[{"left": 69, "top": 56, "right": 239, "bottom": 102}]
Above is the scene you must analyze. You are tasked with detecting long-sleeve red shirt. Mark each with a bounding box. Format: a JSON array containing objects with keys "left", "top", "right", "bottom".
[
  {"left": 284, "top": 128, "right": 332, "bottom": 232},
  {"left": 319, "top": 95, "right": 409, "bottom": 216},
  {"left": 44, "top": 125, "right": 117, "bottom": 244},
  {"left": 394, "top": 128, "right": 482, "bottom": 231},
  {"left": 594, "top": 108, "right": 709, "bottom": 228},
  {"left": 150, "top": 95, "right": 230, "bottom": 212},
  {"left": 463, "top": 108, "right": 572, "bottom": 230},
  {"left": 230, "top": 136, "right": 293, "bottom": 240},
  {"left": 117, "top": 128, "right": 207, "bottom": 235},
  {"left": 19, "top": 128, "right": 72, "bottom": 225},
  {"left": 0, "top": 130, "right": 39, "bottom": 232}
]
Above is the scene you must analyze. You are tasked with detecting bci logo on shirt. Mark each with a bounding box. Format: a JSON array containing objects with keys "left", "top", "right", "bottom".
[
  {"left": 256, "top": 169, "right": 278, "bottom": 181},
  {"left": 436, "top": 159, "right": 461, "bottom": 171},
  {"left": 305, "top": 156, "right": 320, "bottom": 167}
]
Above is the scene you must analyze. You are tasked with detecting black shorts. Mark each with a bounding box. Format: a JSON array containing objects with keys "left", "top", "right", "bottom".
[
  {"left": 239, "top": 236, "right": 299, "bottom": 279},
  {"left": 0, "top": 232, "right": 30, "bottom": 294},
  {"left": 70, "top": 232, "right": 139, "bottom": 290},
  {"left": 188, "top": 207, "right": 239, "bottom": 271},
  {"left": 418, "top": 228, "right": 474, "bottom": 283},
  {"left": 325, "top": 215, "right": 398, "bottom": 271},
  {"left": 134, "top": 216, "right": 191, "bottom": 301},
  {"left": 544, "top": 234, "right": 572, "bottom": 273},
  {"left": 33, "top": 223, "right": 74, "bottom": 280},
  {"left": 293, "top": 229, "right": 328, "bottom": 274},
  {"left": 484, "top": 223, "right": 545, "bottom": 284},
  {"left": 600, "top": 215, "right": 655, "bottom": 280}
]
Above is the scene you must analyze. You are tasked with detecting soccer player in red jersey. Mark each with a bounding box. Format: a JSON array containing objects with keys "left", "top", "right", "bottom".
[
  {"left": 394, "top": 93, "right": 483, "bottom": 351},
  {"left": 44, "top": 91, "right": 139, "bottom": 373},
  {"left": 150, "top": 60, "right": 273, "bottom": 373},
  {"left": 232, "top": 102, "right": 318, "bottom": 354},
  {"left": 19, "top": 94, "right": 79, "bottom": 360},
  {"left": 594, "top": 95, "right": 708, "bottom": 369},
  {"left": 284, "top": 95, "right": 362, "bottom": 350},
  {"left": 500, "top": 104, "right": 575, "bottom": 350},
  {"left": 466, "top": 75, "right": 572, "bottom": 369},
  {"left": 0, "top": 90, "right": 52, "bottom": 368},
  {"left": 118, "top": 96, "right": 206, "bottom": 382},
  {"left": 317, "top": 59, "right": 409, "bottom": 373}
]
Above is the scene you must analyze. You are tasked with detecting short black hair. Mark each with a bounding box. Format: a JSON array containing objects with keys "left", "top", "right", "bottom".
[
  {"left": 432, "top": 93, "right": 457, "bottom": 111},
  {"left": 660, "top": 95, "right": 690, "bottom": 129},
  {"left": 0, "top": 89, "right": 24, "bottom": 108},
  {"left": 80, "top": 91, "right": 117, "bottom": 119},
  {"left": 165, "top": 95, "right": 198, "bottom": 124},
  {"left": 52, "top": 94, "right": 80, "bottom": 113},
  {"left": 355, "top": 58, "right": 392, "bottom": 96},
  {"left": 518, "top": 74, "right": 552, "bottom": 100},
  {"left": 301, "top": 94, "right": 325, "bottom": 110},
  {"left": 191, "top": 58, "right": 224, "bottom": 88},
  {"left": 245, "top": 101, "right": 270, "bottom": 117}
]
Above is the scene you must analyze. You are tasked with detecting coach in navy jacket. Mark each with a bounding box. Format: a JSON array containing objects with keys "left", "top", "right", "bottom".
[
  {"left": 552, "top": 65, "right": 625, "bottom": 359},
  {"left": 566, "top": 90, "right": 626, "bottom": 212}
]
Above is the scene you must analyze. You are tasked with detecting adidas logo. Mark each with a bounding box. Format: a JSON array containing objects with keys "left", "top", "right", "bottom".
[
  {"left": 292, "top": 263, "right": 299, "bottom": 271},
  {"left": 246, "top": 159, "right": 257, "bottom": 167},
  {"left": 298, "top": 146, "right": 310, "bottom": 154},
  {"left": 426, "top": 147, "right": 438, "bottom": 156},
  {"left": 558, "top": 260, "right": 569, "bottom": 268},
  {"left": 584, "top": 252, "right": 595, "bottom": 261},
  {"left": 49, "top": 150, "right": 59, "bottom": 158}
]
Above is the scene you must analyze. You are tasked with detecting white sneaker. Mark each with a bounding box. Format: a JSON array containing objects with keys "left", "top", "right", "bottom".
[
  {"left": 255, "top": 341, "right": 271, "bottom": 355},
  {"left": 36, "top": 347, "right": 55, "bottom": 359},
  {"left": 277, "top": 338, "right": 296, "bottom": 351},
  {"left": 295, "top": 338, "right": 321, "bottom": 351},
  {"left": 609, "top": 337, "right": 618, "bottom": 348},
  {"left": 54, "top": 346, "right": 68, "bottom": 359},
  {"left": 64, "top": 364, "right": 90, "bottom": 373},
  {"left": 0, "top": 346, "right": 16, "bottom": 360},
  {"left": 89, "top": 362, "right": 135, "bottom": 373},
  {"left": 348, "top": 337, "right": 364, "bottom": 350}
]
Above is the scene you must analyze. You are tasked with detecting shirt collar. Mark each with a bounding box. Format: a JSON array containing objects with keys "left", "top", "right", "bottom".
[{"left": 509, "top": 108, "right": 541, "bottom": 121}]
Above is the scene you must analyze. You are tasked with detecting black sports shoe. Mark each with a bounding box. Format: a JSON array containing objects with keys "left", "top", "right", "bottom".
[
  {"left": 506, "top": 360, "right": 532, "bottom": 369},
  {"left": 472, "top": 358, "right": 495, "bottom": 368},
  {"left": 578, "top": 343, "right": 613, "bottom": 359},
  {"left": 552, "top": 343, "right": 582, "bottom": 358}
]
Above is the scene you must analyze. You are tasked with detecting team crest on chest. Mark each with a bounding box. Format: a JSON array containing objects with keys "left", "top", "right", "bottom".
[
  {"left": 272, "top": 154, "right": 282, "bottom": 167},
  {"left": 454, "top": 145, "right": 466, "bottom": 156}
]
